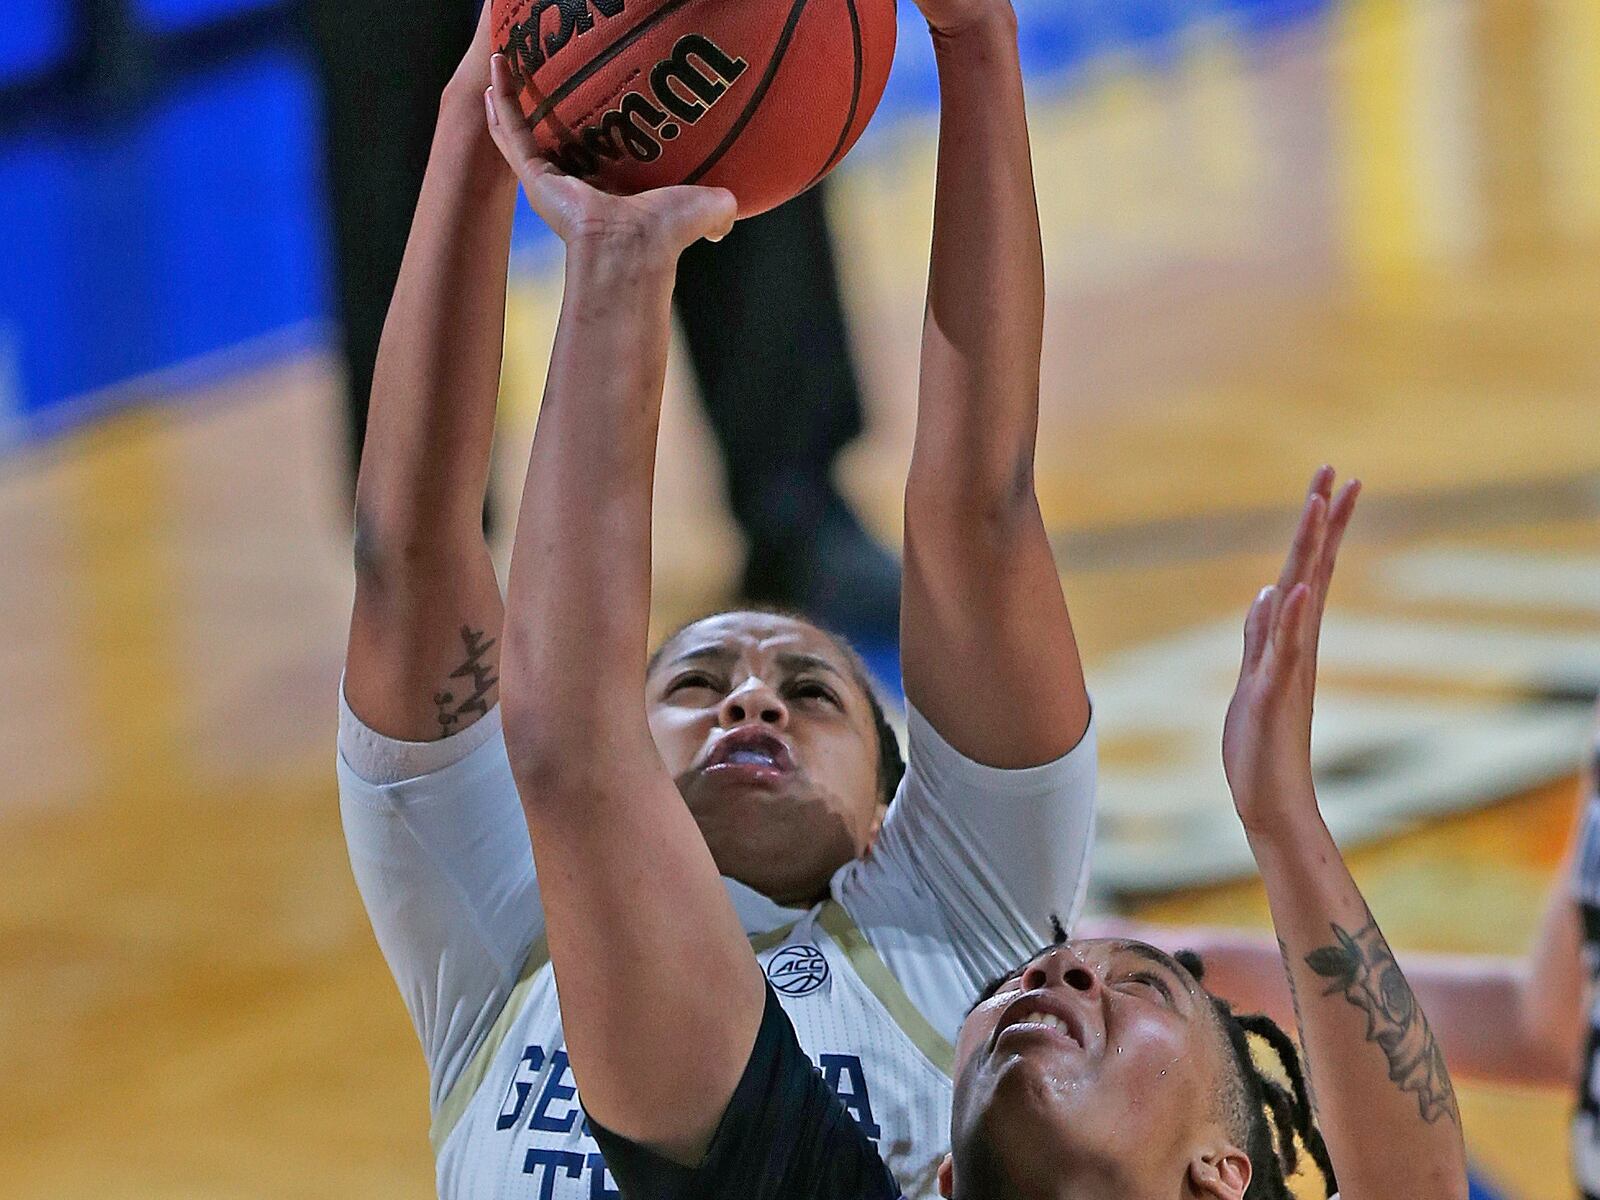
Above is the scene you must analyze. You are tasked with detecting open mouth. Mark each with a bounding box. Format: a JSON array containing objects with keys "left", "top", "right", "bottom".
[
  {"left": 994, "top": 991, "right": 1088, "bottom": 1052},
  {"left": 701, "top": 727, "right": 795, "bottom": 777}
]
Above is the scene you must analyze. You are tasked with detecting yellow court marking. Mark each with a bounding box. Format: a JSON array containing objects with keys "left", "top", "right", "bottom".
[
  {"left": 1538, "top": 0, "right": 1600, "bottom": 237},
  {"left": 60, "top": 407, "right": 190, "bottom": 800}
]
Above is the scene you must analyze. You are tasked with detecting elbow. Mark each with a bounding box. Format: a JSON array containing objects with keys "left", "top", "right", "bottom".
[
  {"left": 498, "top": 671, "right": 563, "bottom": 794},
  {"left": 351, "top": 504, "right": 420, "bottom": 585},
  {"left": 351, "top": 503, "right": 475, "bottom": 588},
  {"left": 501, "top": 707, "right": 641, "bottom": 826},
  {"left": 500, "top": 707, "right": 577, "bottom": 814},
  {"left": 351, "top": 509, "right": 395, "bottom": 583},
  {"left": 905, "top": 464, "right": 1041, "bottom": 555},
  {"left": 909, "top": 439, "right": 1035, "bottom": 511},
  {"left": 1518, "top": 991, "right": 1584, "bottom": 1084},
  {"left": 497, "top": 667, "right": 614, "bottom": 808}
]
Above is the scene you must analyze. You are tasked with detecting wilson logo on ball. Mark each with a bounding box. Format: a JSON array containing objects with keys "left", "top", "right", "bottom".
[
  {"left": 506, "top": 0, "right": 626, "bottom": 75},
  {"left": 547, "top": 34, "right": 749, "bottom": 177},
  {"left": 492, "top": 0, "right": 897, "bottom": 216}
]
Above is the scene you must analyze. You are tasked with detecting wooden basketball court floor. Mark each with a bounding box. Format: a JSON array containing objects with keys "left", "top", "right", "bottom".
[{"left": 4, "top": 1, "right": 1600, "bottom": 1196}]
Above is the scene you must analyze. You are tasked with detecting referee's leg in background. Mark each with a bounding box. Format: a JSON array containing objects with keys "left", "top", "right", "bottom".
[{"left": 305, "top": 0, "right": 901, "bottom": 641}]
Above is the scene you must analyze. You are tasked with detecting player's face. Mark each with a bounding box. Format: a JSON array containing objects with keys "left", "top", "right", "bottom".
[
  {"left": 944, "top": 940, "right": 1245, "bottom": 1199},
  {"left": 646, "top": 612, "right": 885, "bottom": 906}
]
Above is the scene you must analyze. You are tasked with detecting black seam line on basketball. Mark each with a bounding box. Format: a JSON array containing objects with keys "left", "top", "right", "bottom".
[
  {"left": 682, "top": 0, "right": 813, "bottom": 186},
  {"left": 806, "top": 0, "right": 865, "bottom": 190},
  {"left": 525, "top": 0, "right": 700, "bottom": 127}
]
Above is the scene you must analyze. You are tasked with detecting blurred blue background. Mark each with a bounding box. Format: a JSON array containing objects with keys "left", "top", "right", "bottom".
[{"left": 0, "top": 0, "right": 1329, "bottom": 443}]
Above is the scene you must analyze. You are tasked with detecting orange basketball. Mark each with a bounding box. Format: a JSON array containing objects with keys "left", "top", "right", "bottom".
[{"left": 490, "top": 0, "right": 897, "bottom": 218}]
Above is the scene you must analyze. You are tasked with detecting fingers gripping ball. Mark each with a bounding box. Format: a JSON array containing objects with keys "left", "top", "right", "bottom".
[{"left": 490, "top": 0, "right": 897, "bottom": 217}]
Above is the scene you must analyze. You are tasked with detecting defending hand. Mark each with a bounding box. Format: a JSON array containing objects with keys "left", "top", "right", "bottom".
[{"left": 1222, "top": 466, "right": 1360, "bottom": 837}]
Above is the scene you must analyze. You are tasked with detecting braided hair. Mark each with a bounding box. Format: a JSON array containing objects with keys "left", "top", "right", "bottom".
[
  {"left": 1175, "top": 950, "right": 1338, "bottom": 1200},
  {"left": 966, "top": 931, "right": 1337, "bottom": 1200}
]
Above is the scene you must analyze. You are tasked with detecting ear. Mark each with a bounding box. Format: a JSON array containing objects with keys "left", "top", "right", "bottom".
[
  {"left": 1187, "top": 1145, "right": 1250, "bottom": 1200},
  {"left": 937, "top": 1152, "right": 955, "bottom": 1198},
  {"left": 861, "top": 803, "right": 888, "bottom": 856}
]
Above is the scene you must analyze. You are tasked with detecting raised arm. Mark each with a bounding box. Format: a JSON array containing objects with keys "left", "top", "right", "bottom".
[
  {"left": 899, "top": 0, "right": 1089, "bottom": 767},
  {"left": 1097, "top": 700, "right": 1599, "bottom": 1089},
  {"left": 481, "top": 60, "right": 759, "bottom": 1167},
  {"left": 1224, "top": 468, "right": 1467, "bottom": 1200},
  {"left": 1107, "top": 917, "right": 1581, "bottom": 1089},
  {"left": 344, "top": 6, "right": 515, "bottom": 740}
]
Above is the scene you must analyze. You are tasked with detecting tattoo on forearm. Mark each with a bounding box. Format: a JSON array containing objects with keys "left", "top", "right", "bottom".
[
  {"left": 1304, "top": 919, "right": 1460, "bottom": 1126},
  {"left": 434, "top": 625, "right": 499, "bottom": 738},
  {"left": 1278, "top": 937, "right": 1320, "bottom": 1115}
]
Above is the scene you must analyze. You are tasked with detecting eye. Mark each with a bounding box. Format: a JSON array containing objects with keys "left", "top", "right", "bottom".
[
  {"left": 1119, "top": 972, "right": 1176, "bottom": 1005},
  {"left": 666, "top": 671, "right": 723, "bottom": 697},
  {"left": 787, "top": 678, "right": 841, "bottom": 708}
]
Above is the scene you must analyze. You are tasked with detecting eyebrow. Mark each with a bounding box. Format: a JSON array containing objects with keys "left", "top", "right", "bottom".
[
  {"left": 663, "top": 646, "right": 847, "bottom": 680},
  {"left": 774, "top": 652, "right": 846, "bottom": 680},
  {"left": 659, "top": 643, "right": 739, "bottom": 672},
  {"left": 1118, "top": 941, "right": 1185, "bottom": 974},
  {"left": 665, "top": 644, "right": 735, "bottom": 669}
]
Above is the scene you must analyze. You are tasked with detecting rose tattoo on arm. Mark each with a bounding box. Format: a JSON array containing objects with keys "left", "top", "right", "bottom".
[{"left": 1305, "top": 919, "right": 1460, "bottom": 1126}]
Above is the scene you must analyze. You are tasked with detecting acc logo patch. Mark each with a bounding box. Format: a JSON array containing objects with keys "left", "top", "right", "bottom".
[{"left": 765, "top": 944, "right": 830, "bottom": 996}]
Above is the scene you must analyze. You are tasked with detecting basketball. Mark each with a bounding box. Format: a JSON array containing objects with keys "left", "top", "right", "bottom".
[{"left": 489, "top": 0, "right": 897, "bottom": 217}]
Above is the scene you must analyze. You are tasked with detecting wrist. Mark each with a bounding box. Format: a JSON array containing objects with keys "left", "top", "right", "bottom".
[
  {"left": 1239, "top": 800, "right": 1330, "bottom": 857},
  {"left": 564, "top": 234, "right": 678, "bottom": 296},
  {"left": 928, "top": 4, "right": 1018, "bottom": 49},
  {"left": 437, "top": 82, "right": 508, "bottom": 161}
]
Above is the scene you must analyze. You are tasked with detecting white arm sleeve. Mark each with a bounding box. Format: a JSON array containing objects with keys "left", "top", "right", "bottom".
[
  {"left": 834, "top": 703, "right": 1097, "bottom": 1043},
  {"left": 337, "top": 694, "right": 542, "bottom": 1113}
]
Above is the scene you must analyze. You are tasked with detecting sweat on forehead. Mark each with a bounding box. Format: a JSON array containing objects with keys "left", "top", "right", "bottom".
[{"left": 648, "top": 609, "right": 852, "bottom": 674}]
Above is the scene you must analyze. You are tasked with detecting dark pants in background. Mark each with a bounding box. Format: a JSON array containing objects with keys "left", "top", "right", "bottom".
[{"left": 305, "top": 0, "right": 895, "bottom": 635}]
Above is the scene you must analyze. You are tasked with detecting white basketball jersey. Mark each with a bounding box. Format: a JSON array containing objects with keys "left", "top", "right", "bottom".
[
  {"left": 434, "top": 902, "right": 955, "bottom": 1200},
  {"left": 338, "top": 697, "right": 1096, "bottom": 1200}
]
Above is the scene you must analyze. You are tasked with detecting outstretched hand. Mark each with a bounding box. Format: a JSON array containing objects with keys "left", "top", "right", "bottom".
[
  {"left": 483, "top": 55, "right": 736, "bottom": 258},
  {"left": 1222, "top": 466, "right": 1360, "bottom": 837}
]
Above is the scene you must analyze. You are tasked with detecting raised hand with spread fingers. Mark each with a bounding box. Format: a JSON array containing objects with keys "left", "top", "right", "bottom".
[
  {"left": 1223, "top": 466, "right": 1360, "bottom": 836},
  {"left": 1223, "top": 467, "right": 1469, "bottom": 1200}
]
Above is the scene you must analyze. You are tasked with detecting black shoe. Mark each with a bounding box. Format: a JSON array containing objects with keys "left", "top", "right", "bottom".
[{"left": 739, "top": 495, "right": 901, "bottom": 642}]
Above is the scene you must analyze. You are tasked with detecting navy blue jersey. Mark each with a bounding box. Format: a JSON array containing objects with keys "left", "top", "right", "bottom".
[{"left": 589, "top": 983, "right": 904, "bottom": 1200}]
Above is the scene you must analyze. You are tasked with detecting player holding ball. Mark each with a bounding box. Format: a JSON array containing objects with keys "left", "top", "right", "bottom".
[
  {"left": 478, "top": 0, "right": 1470, "bottom": 1197},
  {"left": 339, "top": 1, "right": 1096, "bottom": 1197},
  {"left": 478, "top": 0, "right": 1102, "bottom": 1182}
]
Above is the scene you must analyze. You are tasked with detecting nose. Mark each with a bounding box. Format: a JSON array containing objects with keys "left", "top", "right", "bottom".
[
  {"left": 1022, "top": 946, "right": 1101, "bottom": 998},
  {"left": 717, "top": 675, "right": 788, "bottom": 729}
]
